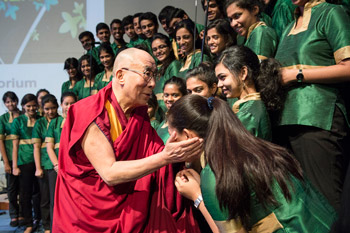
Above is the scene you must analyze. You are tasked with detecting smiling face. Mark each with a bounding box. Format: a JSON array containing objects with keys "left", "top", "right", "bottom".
[
  {"left": 114, "top": 50, "right": 157, "bottom": 108},
  {"left": 96, "top": 28, "right": 111, "bottom": 43},
  {"left": 4, "top": 97, "right": 18, "bottom": 112},
  {"left": 111, "top": 22, "right": 124, "bottom": 41},
  {"left": 66, "top": 65, "right": 77, "bottom": 79},
  {"left": 43, "top": 102, "right": 58, "bottom": 120},
  {"left": 176, "top": 27, "right": 194, "bottom": 55},
  {"left": 99, "top": 50, "right": 113, "bottom": 69},
  {"left": 23, "top": 100, "right": 38, "bottom": 118},
  {"left": 226, "top": 3, "right": 259, "bottom": 37},
  {"left": 140, "top": 19, "right": 158, "bottom": 39},
  {"left": 163, "top": 84, "right": 183, "bottom": 110},
  {"left": 186, "top": 77, "right": 216, "bottom": 98},
  {"left": 124, "top": 23, "right": 136, "bottom": 39},
  {"left": 215, "top": 62, "right": 242, "bottom": 98},
  {"left": 205, "top": 0, "right": 223, "bottom": 21},
  {"left": 61, "top": 96, "right": 76, "bottom": 118},
  {"left": 133, "top": 17, "right": 142, "bottom": 35},
  {"left": 81, "top": 59, "right": 91, "bottom": 77},
  {"left": 206, "top": 27, "right": 226, "bottom": 55},
  {"left": 151, "top": 38, "right": 171, "bottom": 63},
  {"left": 80, "top": 35, "right": 94, "bottom": 51}
]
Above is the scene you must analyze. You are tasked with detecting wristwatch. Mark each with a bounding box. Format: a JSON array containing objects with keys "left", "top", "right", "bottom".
[
  {"left": 296, "top": 69, "right": 304, "bottom": 83},
  {"left": 194, "top": 194, "right": 203, "bottom": 208}
]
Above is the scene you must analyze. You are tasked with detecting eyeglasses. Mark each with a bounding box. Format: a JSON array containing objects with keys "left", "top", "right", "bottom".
[
  {"left": 121, "top": 67, "right": 155, "bottom": 83},
  {"left": 152, "top": 44, "right": 168, "bottom": 52}
]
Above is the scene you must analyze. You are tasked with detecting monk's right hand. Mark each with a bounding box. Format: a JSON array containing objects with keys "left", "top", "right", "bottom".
[{"left": 162, "top": 131, "right": 204, "bottom": 164}]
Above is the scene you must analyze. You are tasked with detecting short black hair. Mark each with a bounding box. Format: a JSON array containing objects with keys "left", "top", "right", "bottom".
[
  {"left": 96, "top": 22, "right": 110, "bottom": 34},
  {"left": 79, "top": 31, "right": 94, "bottom": 41},
  {"left": 110, "top": 19, "right": 122, "bottom": 29},
  {"left": 158, "top": 5, "right": 176, "bottom": 21},
  {"left": 122, "top": 15, "right": 133, "bottom": 28},
  {"left": 139, "top": 12, "right": 159, "bottom": 27}
]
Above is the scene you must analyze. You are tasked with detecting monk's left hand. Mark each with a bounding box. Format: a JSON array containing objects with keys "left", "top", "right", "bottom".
[{"left": 162, "top": 131, "right": 204, "bottom": 164}]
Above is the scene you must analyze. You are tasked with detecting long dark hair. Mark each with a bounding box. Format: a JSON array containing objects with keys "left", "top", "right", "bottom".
[
  {"left": 2, "top": 91, "right": 19, "bottom": 103},
  {"left": 151, "top": 33, "right": 175, "bottom": 77},
  {"left": 186, "top": 62, "right": 218, "bottom": 96},
  {"left": 175, "top": 19, "right": 202, "bottom": 51},
  {"left": 207, "top": 19, "right": 237, "bottom": 52},
  {"left": 78, "top": 54, "right": 100, "bottom": 79},
  {"left": 64, "top": 57, "right": 83, "bottom": 82},
  {"left": 98, "top": 42, "right": 116, "bottom": 69},
  {"left": 167, "top": 94, "right": 303, "bottom": 229},
  {"left": 216, "top": 46, "right": 285, "bottom": 111}
]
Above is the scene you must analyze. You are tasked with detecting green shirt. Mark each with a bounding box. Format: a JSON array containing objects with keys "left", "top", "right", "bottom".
[
  {"left": 111, "top": 42, "right": 126, "bottom": 55},
  {"left": 10, "top": 114, "right": 41, "bottom": 165},
  {"left": 201, "top": 164, "right": 336, "bottom": 232},
  {"left": 61, "top": 80, "right": 75, "bottom": 95},
  {"left": 150, "top": 118, "right": 160, "bottom": 131},
  {"left": 236, "top": 100, "right": 272, "bottom": 141},
  {"left": 0, "top": 112, "right": 20, "bottom": 161},
  {"left": 238, "top": 21, "right": 278, "bottom": 60},
  {"left": 156, "top": 121, "right": 169, "bottom": 144},
  {"left": 275, "top": 0, "right": 350, "bottom": 130},
  {"left": 94, "top": 70, "right": 113, "bottom": 90},
  {"left": 177, "top": 49, "right": 211, "bottom": 78},
  {"left": 45, "top": 116, "right": 64, "bottom": 160},
  {"left": 154, "top": 60, "right": 182, "bottom": 121},
  {"left": 32, "top": 117, "right": 55, "bottom": 169},
  {"left": 87, "top": 47, "right": 101, "bottom": 66},
  {"left": 126, "top": 37, "right": 145, "bottom": 48},
  {"left": 271, "top": 0, "right": 296, "bottom": 38},
  {"left": 73, "top": 78, "right": 98, "bottom": 100}
]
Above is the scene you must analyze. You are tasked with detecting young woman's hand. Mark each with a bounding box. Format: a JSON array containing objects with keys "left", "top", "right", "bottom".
[{"left": 175, "top": 169, "right": 201, "bottom": 201}]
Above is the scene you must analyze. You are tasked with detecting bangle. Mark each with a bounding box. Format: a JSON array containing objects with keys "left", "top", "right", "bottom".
[{"left": 194, "top": 194, "right": 203, "bottom": 209}]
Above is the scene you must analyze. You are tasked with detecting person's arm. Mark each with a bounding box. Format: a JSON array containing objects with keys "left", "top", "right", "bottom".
[
  {"left": 281, "top": 59, "right": 350, "bottom": 85},
  {"left": 81, "top": 122, "right": 203, "bottom": 186},
  {"left": 46, "top": 142, "right": 58, "bottom": 172},
  {"left": 0, "top": 140, "right": 11, "bottom": 174},
  {"left": 175, "top": 169, "right": 219, "bottom": 233},
  {"left": 33, "top": 142, "right": 43, "bottom": 177},
  {"left": 12, "top": 139, "right": 20, "bottom": 176}
]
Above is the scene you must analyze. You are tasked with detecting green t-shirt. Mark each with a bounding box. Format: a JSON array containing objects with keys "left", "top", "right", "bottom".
[
  {"left": 270, "top": 0, "right": 296, "bottom": 38},
  {"left": 45, "top": 115, "right": 64, "bottom": 160},
  {"left": 0, "top": 112, "right": 21, "bottom": 161},
  {"left": 177, "top": 49, "right": 211, "bottom": 79},
  {"left": 10, "top": 114, "right": 41, "bottom": 165},
  {"left": 154, "top": 60, "right": 182, "bottom": 121},
  {"left": 275, "top": 1, "right": 350, "bottom": 130},
  {"left": 238, "top": 21, "right": 278, "bottom": 60},
  {"left": 201, "top": 164, "right": 336, "bottom": 232},
  {"left": 126, "top": 37, "right": 145, "bottom": 48},
  {"left": 73, "top": 78, "right": 98, "bottom": 100},
  {"left": 95, "top": 70, "right": 113, "bottom": 90},
  {"left": 236, "top": 100, "right": 272, "bottom": 141},
  {"left": 61, "top": 80, "right": 75, "bottom": 95},
  {"left": 156, "top": 121, "right": 169, "bottom": 144},
  {"left": 87, "top": 47, "right": 101, "bottom": 66},
  {"left": 32, "top": 116, "right": 55, "bottom": 169}
]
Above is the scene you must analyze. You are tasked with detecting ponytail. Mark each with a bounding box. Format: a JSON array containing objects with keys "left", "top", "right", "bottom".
[{"left": 255, "top": 58, "right": 286, "bottom": 112}]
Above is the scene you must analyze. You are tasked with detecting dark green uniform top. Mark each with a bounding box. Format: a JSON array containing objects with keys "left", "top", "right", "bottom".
[
  {"left": 45, "top": 115, "right": 65, "bottom": 162},
  {"left": 0, "top": 112, "right": 20, "bottom": 161},
  {"left": 10, "top": 114, "right": 41, "bottom": 165},
  {"left": 32, "top": 116, "right": 56, "bottom": 169},
  {"left": 275, "top": 0, "right": 350, "bottom": 130}
]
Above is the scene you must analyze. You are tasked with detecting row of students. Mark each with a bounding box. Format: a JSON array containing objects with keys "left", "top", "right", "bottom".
[{"left": 0, "top": 91, "right": 77, "bottom": 232}]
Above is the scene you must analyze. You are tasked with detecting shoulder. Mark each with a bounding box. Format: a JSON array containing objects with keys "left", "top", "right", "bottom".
[{"left": 252, "top": 24, "right": 277, "bottom": 38}]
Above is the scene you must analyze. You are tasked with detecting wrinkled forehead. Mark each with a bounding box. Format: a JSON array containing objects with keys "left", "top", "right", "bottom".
[{"left": 131, "top": 54, "right": 156, "bottom": 71}]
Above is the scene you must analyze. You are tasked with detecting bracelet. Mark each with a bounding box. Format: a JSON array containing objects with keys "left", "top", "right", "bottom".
[{"left": 194, "top": 194, "right": 203, "bottom": 209}]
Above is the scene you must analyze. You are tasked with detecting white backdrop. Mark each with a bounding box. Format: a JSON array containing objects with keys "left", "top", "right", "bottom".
[{"left": 0, "top": 0, "right": 205, "bottom": 115}]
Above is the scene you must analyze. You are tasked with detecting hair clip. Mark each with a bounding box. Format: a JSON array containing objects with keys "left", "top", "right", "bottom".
[{"left": 207, "top": 97, "right": 214, "bottom": 110}]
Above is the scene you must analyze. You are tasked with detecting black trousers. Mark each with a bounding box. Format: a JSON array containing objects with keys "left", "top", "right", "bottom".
[
  {"left": 38, "top": 169, "right": 51, "bottom": 230},
  {"left": 276, "top": 107, "right": 350, "bottom": 211},
  {"left": 6, "top": 161, "right": 20, "bottom": 219},
  {"left": 47, "top": 169, "right": 57, "bottom": 230},
  {"left": 18, "top": 162, "right": 36, "bottom": 227}
]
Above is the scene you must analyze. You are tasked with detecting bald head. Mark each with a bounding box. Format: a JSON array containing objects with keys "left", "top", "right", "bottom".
[{"left": 113, "top": 48, "right": 155, "bottom": 75}]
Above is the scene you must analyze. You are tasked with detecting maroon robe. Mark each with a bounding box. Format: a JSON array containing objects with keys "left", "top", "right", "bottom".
[{"left": 52, "top": 83, "right": 199, "bottom": 232}]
